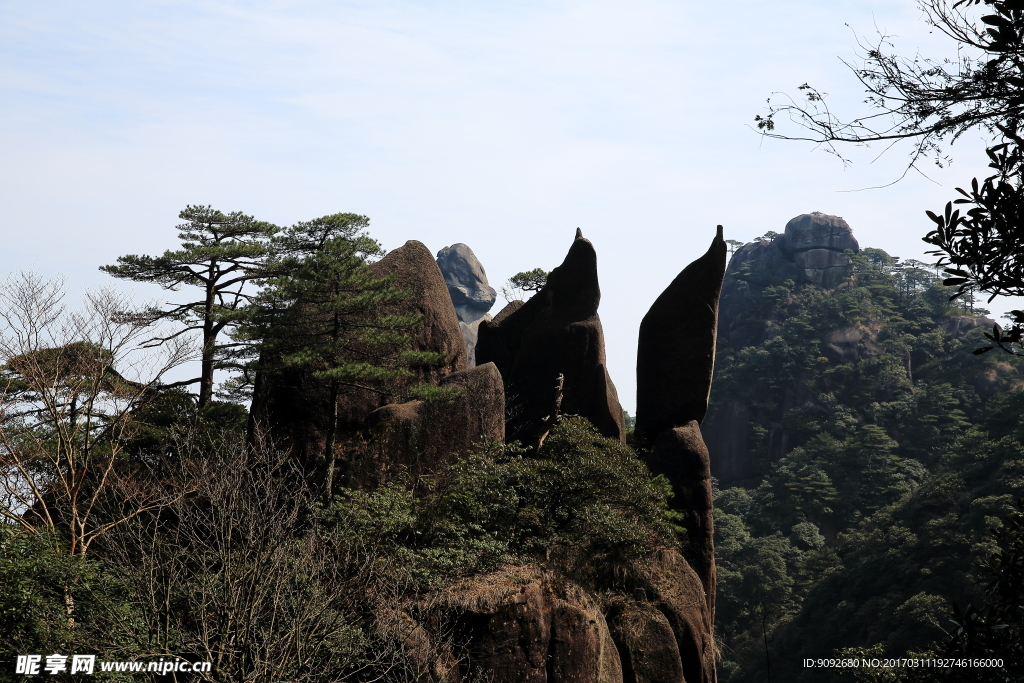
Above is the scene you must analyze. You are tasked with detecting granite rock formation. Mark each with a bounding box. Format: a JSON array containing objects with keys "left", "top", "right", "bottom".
[
  {"left": 250, "top": 240, "right": 467, "bottom": 461},
  {"left": 475, "top": 231, "right": 624, "bottom": 444},
  {"left": 633, "top": 227, "right": 725, "bottom": 629},
  {"left": 410, "top": 553, "right": 715, "bottom": 683},
  {"left": 717, "top": 212, "right": 859, "bottom": 349},
  {"left": 356, "top": 363, "right": 505, "bottom": 485},
  {"left": 780, "top": 212, "right": 859, "bottom": 288},
  {"left": 249, "top": 230, "right": 721, "bottom": 682},
  {"left": 635, "top": 225, "right": 727, "bottom": 448},
  {"left": 437, "top": 243, "right": 497, "bottom": 367},
  {"left": 643, "top": 422, "right": 716, "bottom": 619}
]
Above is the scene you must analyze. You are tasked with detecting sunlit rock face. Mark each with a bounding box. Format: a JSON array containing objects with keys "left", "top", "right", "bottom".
[{"left": 437, "top": 243, "right": 497, "bottom": 366}]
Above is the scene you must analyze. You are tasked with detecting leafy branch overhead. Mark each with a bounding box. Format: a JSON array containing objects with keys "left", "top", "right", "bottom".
[{"left": 755, "top": 0, "right": 1024, "bottom": 354}]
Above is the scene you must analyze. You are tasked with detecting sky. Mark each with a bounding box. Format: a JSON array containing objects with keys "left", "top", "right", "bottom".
[{"left": 0, "top": 0, "right": 1012, "bottom": 412}]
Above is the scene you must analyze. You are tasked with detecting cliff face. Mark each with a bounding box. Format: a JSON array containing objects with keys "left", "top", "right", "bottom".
[{"left": 702, "top": 212, "right": 1004, "bottom": 489}]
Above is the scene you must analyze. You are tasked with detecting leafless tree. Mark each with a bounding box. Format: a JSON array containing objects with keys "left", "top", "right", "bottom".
[
  {"left": 96, "top": 434, "right": 458, "bottom": 682},
  {"left": 0, "top": 271, "right": 194, "bottom": 564}
]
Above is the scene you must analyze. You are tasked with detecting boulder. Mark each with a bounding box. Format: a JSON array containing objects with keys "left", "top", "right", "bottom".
[
  {"left": 781, "top": 212, "right": 859, "bottom": 288},
  {"left": 475, "top": 231, "right": 624, "bottom": 444},
  {"left": 436, "top": 243, "right": 497, "bottom": 324},
  {"left": 334, "top": 239, "right": 468, "bottom": 431},
  {"left": 781, "top": 211, "right": 859, "bottom": 254},
  {"left": 357, "top": 363, "right": 505, "bottom": 485},
  {"left": 635, "top": 227, "right": 727, "bottom": 448},
  {"left": 437, "top": 243, "right": 498, "bottom": 367},
  {"left": 372, "top": 240, "right": 469, "bottom": 377},
  {"left": 250, "top": 240, "right": 468, "bottom": 462}
]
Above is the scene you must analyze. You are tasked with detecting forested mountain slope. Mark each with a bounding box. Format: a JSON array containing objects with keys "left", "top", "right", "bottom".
[{"left": 706, "top": 217, "right": 1024, "bottom": 682}]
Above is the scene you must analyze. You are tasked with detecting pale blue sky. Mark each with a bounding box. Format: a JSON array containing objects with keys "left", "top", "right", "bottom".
[{"left": 0, "top": 0, "right": 1009, "bottom": 411}]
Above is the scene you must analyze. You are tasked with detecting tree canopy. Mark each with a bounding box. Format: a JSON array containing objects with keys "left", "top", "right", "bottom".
[{"left": 100, "top": 205, "right": 278, "bottom": 406}]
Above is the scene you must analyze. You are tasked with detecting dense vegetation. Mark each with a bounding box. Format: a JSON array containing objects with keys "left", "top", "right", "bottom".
[
  {"left": 0, "top": 413, "right": 680, "bottom": 681},
  {"left": 710, "top": 244, "right": 1024, "bottom": 682},
  {"left": 0, "top": 210, "right": 680, "bottom": 682}
]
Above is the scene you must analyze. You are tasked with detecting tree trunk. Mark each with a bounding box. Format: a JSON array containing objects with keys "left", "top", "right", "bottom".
[
  {"left": 323, "top": 379, "right": 340, "bottom": 501},
  {"left": 199, "top": 262, "right": 217, "bottom": 407}
]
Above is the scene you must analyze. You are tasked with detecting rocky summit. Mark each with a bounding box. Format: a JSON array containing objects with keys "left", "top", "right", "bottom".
[{"left": 475, "top": 229, "right": 625, "bottom": 445}]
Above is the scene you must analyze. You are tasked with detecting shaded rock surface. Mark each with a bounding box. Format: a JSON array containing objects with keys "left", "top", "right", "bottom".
[
  {"left": 607, "top": 602, "right": 685, "bottom": 683},
  {"left": 356, "top": 363, "right": 505, "bottom": 485},
  {"left": 475, "top": 232, "right": 624, "bottom": 444},
  {"left": 643, "top": 422, "right": 716, "bottom": 620},
  {"left": 635, "top": 226, "right": 726, "bottom": 448},
  {"left": 250, "top": 240, "right": 467, "bottom": 463},
  {"left": 459, "top": 316, "right": 491, "bottom": 368},
  {"left": 781, "top": 212, "right": 859, "bottom": 289},
  {"left": 632, "top": 227, "right": 723, "bottom": 629}
]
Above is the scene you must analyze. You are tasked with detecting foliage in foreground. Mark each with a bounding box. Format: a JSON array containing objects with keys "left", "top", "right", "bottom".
[
  {"left": 0, "top": 417, "right": 678, "bottom": 682},
  {"left": 326, "top": 416, "right": 681, "bottom": 588}
]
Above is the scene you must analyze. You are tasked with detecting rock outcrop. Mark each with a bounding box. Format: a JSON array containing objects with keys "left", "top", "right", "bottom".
[
  {"left": 250, "top": 240, "right": 467, "bottom": 462},
  {"left": 718, "top": 212, "right": 859, "bottom": 349},
  {"left": 366, "top": 240, "right": 469, "bottom": 385},
  {"left": 248, "top": 230, "right": 721, "bottom": 682},
  {"left": 634, "top": 227, "right": 725, "bottom": 626},
  {"left": 412, "top": 554, "right": 715, "bottom": 683},
  {"left": 781, "top": 212, "right": 859, "bottom": 288},
  {"left": 635, "top": 226, "right": 727, "bottom": 448},
  {"left": 437, "top": 243, "right": 497, "bottom": 367},
  {"left": 356, "top": 363, "right": 505, "bottom": 485},
  {"left": 643, "top": 422, "right": 716, "bottom": 619},
  {"left": 475, "top": 231, "right": 624, "bottom": 444}
]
